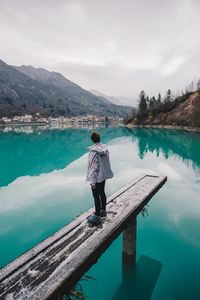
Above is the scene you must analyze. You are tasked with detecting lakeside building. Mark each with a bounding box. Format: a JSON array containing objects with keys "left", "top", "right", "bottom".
[{"left": 2, "top": 117, "right": 12, "bottom": 123}]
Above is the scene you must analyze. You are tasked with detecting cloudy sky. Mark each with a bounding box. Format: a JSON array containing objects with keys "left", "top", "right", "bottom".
[{"left": 0, "top": 0, "right": 200, "bottom": 102}]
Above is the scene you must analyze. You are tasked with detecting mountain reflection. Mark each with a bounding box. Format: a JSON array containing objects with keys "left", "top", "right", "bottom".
[
  {"left": 0, "top": 125, "right": 130, "bottom": 187},
  {"left": 1, "top": 126, "right": 200, "bottom": 188}
]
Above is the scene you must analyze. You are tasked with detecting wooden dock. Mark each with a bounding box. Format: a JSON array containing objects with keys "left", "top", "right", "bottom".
[{"left": 0, "top": 174, "right": 167, "bottom": 300}]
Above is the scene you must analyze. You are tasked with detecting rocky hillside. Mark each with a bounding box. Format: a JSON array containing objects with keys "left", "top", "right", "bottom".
[
  {"left": 129, "top": 91, "right": 200, "bottom": 128},
  {"left": 0, "top": 59, "right": 131, "bottom": 117}
]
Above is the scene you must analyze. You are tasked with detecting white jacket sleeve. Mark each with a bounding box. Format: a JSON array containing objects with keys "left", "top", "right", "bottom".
[{"left": 90, "top": 153, "right": 99, "bottom": 184}]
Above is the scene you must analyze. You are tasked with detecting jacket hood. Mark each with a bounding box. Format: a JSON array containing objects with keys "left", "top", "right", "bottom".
[{"left": 87, "top": 142, "right": 108, "bottom": 156}]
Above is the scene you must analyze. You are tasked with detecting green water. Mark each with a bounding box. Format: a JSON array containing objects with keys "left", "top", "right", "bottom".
[{"left": 0, "top": 126, "right": 200, "bottom": 300}]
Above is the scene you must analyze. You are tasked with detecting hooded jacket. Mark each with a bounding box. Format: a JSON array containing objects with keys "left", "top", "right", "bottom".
[{"left": 86, "top": 142, "right": 114, "bottom": 184}]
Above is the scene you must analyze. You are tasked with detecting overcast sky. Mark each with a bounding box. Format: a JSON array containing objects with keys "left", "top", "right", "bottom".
[{"left": 0, "top": 0, "right": 200, "bottom": 102}]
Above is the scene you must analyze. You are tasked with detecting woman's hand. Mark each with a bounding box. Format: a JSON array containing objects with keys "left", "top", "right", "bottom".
[{"left": 90, "top": 183, "right": 96, "bottom": 189}]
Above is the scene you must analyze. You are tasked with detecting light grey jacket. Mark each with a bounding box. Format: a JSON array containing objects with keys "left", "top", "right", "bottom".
[{"left": 86, "top": 142, "right": 114, "bottom": 184}]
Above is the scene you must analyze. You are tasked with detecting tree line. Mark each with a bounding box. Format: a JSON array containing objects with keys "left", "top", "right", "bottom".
[{"left": 138, "top": 79, "right": 200, "bottom": 116}]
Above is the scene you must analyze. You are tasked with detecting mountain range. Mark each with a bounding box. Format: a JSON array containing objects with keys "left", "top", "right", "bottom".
[
  {"left": 89, "top": 89, "right": 136, "bottom": 107},
  {"left": 0, "top": 59, "right": 132, "bottom": 118}
]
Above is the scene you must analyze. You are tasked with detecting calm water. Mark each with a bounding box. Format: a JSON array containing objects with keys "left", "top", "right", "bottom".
[{"left": 0, "top": 125, "right": 200, "bottom": 300}]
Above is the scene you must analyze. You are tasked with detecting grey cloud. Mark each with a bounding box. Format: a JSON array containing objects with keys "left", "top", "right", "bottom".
[{"left": 0, "top": 0, "right": 200, "bottom": 103}]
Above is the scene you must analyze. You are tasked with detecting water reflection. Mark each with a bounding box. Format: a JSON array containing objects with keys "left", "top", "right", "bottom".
[
  {"left": 57, "top": 254, "right": 162, "bottom": 300},
  {"left": 112, "top": 255, "right": 162, "bottom": 300},
  {"left": 1, "top": 126, "right": 200, "bottom": 188},
  {"left": 129, "top": 128, "right": 200, "bottom": 172},
  {"left": 0, "top": 125, "right": 130, "bottom": 187}
]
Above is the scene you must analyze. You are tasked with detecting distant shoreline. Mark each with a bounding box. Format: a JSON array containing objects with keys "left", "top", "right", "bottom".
[
  {"left": 0, "top": 120, "right": 121, "bottom": 127},
  {"left": 0, "top": 122, "right": 47, "bottom": 127},
  {"left": 125, "top": 123, "right": 200, "bottom": 133}
]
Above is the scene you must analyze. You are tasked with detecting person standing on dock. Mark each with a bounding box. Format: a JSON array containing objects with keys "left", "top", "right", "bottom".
[{"left": 86, "top": 131, "right": 114, "bottom": 226}]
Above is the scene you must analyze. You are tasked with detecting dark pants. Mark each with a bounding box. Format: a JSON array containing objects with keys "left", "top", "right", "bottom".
[{"left": 91, "top": 180, "right": 107, "bottom": 216}]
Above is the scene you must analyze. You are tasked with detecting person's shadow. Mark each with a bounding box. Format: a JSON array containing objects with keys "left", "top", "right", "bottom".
[{"left": 111, "top": 255, "right": 162, "bottom": 300}]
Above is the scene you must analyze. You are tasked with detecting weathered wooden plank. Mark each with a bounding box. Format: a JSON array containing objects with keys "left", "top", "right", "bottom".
[{"left": 0, "top": 174, "right": 167, "bottom": 300}]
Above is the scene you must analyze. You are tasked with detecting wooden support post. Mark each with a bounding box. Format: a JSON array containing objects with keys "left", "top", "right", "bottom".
[{"left": 122, "top": 217, "right": 137, "bottom": 276}]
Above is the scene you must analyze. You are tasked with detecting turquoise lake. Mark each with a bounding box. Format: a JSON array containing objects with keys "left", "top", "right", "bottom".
[{"left": 0, "top": 125, "right": 200, "bottom": 300}]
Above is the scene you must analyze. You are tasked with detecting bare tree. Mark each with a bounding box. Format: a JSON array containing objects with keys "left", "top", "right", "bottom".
[
  {"left": 188, "top": 80, "right": 195, "bottom": 92},
  {"left": 197, "top": 79, "right": 200, "bottom": 91}
]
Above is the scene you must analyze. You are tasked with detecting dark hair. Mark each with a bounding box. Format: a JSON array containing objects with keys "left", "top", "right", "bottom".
[{"left": 91, "top": 131, "right": 100, "bottom": 143}]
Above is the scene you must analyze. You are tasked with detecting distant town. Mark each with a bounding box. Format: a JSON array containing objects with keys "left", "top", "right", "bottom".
[{"left": 0, "top": 113, "right": 123, "bottom": 126}]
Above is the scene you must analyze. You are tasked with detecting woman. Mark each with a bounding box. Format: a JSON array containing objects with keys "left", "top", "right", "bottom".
[{"left": 86, "top": 131, "right": 114, "bottom": 226}]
